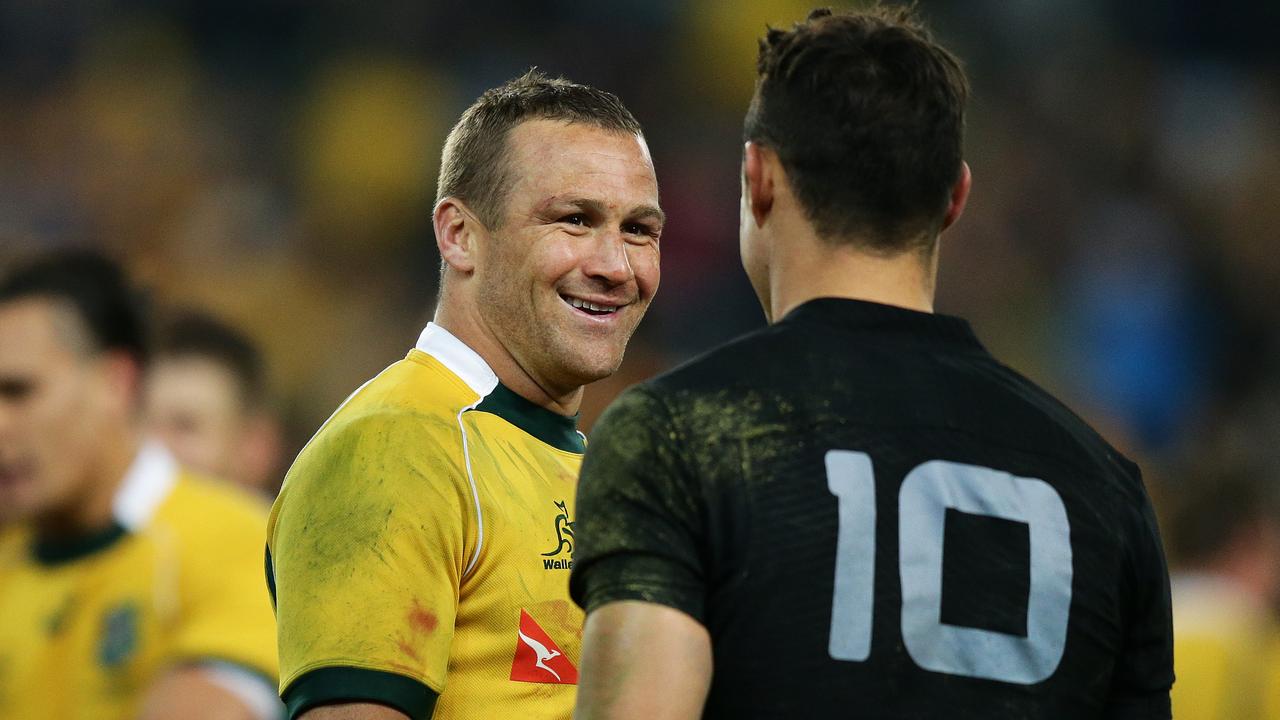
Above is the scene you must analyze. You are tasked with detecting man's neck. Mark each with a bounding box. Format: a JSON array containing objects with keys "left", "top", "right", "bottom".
[
  {"left": 767, "top": 228, "right": 938, "bottom": 323},
  {"left": 434, "top": 304, "right": 583, "bottom": 417},
  {"left": 36, "top": 428, "right": 140, "bottom": 541}
]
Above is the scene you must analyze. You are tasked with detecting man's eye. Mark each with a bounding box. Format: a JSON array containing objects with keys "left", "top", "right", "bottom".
[
  {"left": 623, "top": 223, "right": 658, "bottom": 238},
  {"left": 560, "top": 214, "right": 587, "bottom": 226},
  {"left": 0, "top": 379, "right": 34, "bottom": 402}
]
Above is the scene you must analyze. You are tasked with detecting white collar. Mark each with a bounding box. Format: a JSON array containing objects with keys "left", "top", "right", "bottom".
[
  {"left": 415, "top": 322, "right": 499, "bottom": 397},
  {"left": 112, "top": 440, "right": 179, "bottom": 531}
]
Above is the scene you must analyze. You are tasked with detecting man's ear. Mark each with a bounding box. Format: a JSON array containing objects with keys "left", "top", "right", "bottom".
[
  {"left": 744, "top": 142, "right": 775, "bottom": 229},
  {"left": 941, "top": 161, "right": 971, "bottom": 232},
  {"left": 99, "top": 351, "right": 143, "bottom": 416},
  {"left": 434, "top": 198, "right": 484, "bottom": 274}
]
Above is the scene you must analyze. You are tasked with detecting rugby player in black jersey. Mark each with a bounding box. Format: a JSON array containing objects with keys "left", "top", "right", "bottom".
[{"left": 570, "top": 6, "right": 1173, "bottom": 719}]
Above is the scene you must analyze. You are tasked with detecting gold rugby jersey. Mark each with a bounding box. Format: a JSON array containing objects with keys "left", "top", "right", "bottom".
[
  {"left": 0, "top": 443, "right": 278, "bottom": 720},
  {"left": 268, "top": 322, "right": 585, "bottom": 720},
  {"left": 1171, "top": 573, "right": 1280, "bottom": 720}
]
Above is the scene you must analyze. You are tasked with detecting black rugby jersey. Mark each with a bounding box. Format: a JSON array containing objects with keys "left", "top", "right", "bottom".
[{"left": 571, "top": 298, "right": 1172, "bottom": 719}]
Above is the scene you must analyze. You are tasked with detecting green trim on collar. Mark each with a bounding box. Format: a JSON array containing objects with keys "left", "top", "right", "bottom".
[
  {"left": 283, "top": 666, "right": 438, "bottom": 720},
  {"left": 32, "top": 521, "right": 128, "bottom": 566},
  {"left": 473, "top": 383, "right": 585, "bottom": 454}
]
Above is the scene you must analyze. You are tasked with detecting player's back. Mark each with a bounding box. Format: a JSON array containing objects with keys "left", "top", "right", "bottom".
[{"left": 573, "top": 298, "right": 1172, "bottom": 719}]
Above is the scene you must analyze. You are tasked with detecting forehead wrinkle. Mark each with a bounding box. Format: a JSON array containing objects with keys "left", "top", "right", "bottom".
[
  {"left": 507, "top": 128, "right": 659, "bottom": 216},
  {"left": 513, "top": 132, "right": 653, "bottom": 174}
]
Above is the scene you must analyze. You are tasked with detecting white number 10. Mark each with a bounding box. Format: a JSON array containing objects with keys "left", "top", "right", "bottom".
[{"left": 825, "top": 451, "right": 1073, "bottom": 685}]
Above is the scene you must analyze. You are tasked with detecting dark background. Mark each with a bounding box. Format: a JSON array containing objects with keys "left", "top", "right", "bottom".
[{"left": 2, "top": 0, "right": 1278, "bottom": 561}]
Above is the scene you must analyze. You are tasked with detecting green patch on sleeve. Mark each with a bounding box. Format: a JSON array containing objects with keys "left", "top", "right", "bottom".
[{"left": 283, "top": 666, "right": 438, "bottom": 720}]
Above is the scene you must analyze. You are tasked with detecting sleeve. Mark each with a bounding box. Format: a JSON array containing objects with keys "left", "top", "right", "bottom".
[
  {"left": 268, "top": 411, "right": 472, "bottom": 720},
  {"left": 1106, "top": 463, "right": 1174, "bottom": 720},
  {"left": 169, "top": 488, "right": 279, "bottom": 687},
  {"left": 568, "top": 385, "right": 709, "bottom": 624}
]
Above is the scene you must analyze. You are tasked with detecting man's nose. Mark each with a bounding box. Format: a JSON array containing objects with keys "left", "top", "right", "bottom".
[{"left": 582, "top": 230, "right": 634, "bottom": 286}]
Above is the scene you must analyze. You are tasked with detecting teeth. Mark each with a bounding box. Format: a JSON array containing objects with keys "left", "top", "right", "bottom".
[{"left": 565, "top": 297, "right": 616, "bottom": 313}]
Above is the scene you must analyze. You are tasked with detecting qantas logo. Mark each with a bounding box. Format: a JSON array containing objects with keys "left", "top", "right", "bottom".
[
  {"left": 518, "top": 628, "right": 563, "bottom": 680},
  {"left": 510, "top": 609, "right": 578, "bottom": 685}
]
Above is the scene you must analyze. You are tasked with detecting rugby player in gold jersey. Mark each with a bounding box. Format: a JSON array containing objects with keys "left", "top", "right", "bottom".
[
  {"left": 268, "top": 70, "right": 662, "bottom": 720},
  {"left": 0, "top": 251, "right": 279, "bottom": 720}
]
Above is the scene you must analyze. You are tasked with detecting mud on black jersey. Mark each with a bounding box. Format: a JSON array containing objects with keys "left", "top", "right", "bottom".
[{"left": 571, "top": 298, "right": 1173, "bottom": 720}]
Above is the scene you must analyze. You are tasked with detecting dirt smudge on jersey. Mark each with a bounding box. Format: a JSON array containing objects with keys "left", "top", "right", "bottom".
[
  {"left": 408, "top": 601, "right": 438, "bottom": 634},
  {"left": 397, "top": 639, "right": 421, "bottom": 662},
  {"left": 528, "top": 599, "right": 584, "bottom": 641}
]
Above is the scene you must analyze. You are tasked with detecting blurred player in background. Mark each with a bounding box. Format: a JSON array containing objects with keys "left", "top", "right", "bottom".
[
  {"left": 571, "top": 6, "right": 1173, "bottom": 719},
  {"left": 0, "top": 251, "right": 279, "bottom": 720},
  {"left": 267, "top": 70, "right": 661, "bottom": 720},
  {"left": 145, "top": 311, "right": 283, "bottom": 496},
  {"left": 1166, "top": 465, "right": 1280, "bottom": 719}
]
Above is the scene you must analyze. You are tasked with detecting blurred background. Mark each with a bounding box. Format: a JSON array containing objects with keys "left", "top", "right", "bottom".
[{"left": 1, "top": 0, "right": 1278, "bottom": 709}]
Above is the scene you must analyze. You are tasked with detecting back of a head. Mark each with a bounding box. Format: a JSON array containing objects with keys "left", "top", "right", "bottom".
[
  {"left": 1167, "top": 465, "right": 1280, "bottom": 572},
  {"left": 0, "top": 250, "right": 149, "bottom": 366},
  {"left": 435, "top": 69, "right": 645, "bottom": 230},
  {"left": 744, "top": 5, "right": 969, "bottom": 253},
  {"left": 155, "top": 312, "right": 265, "bottom": 409}
]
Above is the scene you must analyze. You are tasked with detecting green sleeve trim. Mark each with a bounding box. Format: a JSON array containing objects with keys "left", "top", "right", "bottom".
[
  {"left": 283, "top": 666, "right": 438, "bottom": 720},
  {"left": 264, "top": 545, "right": 277, "bottom": 610}
]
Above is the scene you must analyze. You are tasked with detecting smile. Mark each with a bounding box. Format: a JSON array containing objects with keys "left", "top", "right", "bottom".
[{"left": 560, "top": 294, "right": 621, "bottom": 317}]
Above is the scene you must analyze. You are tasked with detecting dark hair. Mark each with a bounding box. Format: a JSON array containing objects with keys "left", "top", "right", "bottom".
[
  {"left": 436, "top": 69, "right": 644, "bottom": 229},
  {"left": 1167, "top": 465, "right": 1279, "bottom": 567},
  {"left": 156, "top": 312, "right": 266, "bottom": 408},
  {"left": 0, "top": 250, "right": 149, "bottom": 365},
  {"left": 744, "top": 5, "right": 969, "bottom": 253}
]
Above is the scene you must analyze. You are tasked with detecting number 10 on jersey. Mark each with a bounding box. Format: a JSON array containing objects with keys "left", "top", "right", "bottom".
[{"left": 825, "top": 451, "right": 1073, "bottom": 685}]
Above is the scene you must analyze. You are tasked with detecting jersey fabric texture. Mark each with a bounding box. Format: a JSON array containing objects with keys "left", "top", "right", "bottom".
[
  {"left": 0, "top": 442, "right": 278, "bottom": 720},
  {"left": 1170, "top": 573, "right": 1279, "bottom": 719},
  {"left": 268, "top": 322, "right": 585, "bottom": 720},
  {"left": 570, "top": 298, "right": 1174, "bottom": 720}
]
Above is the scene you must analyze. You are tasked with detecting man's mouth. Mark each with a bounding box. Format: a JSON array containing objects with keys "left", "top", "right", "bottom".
[{"left": 561, "top": 294, "right": 622, "bottom": 317}]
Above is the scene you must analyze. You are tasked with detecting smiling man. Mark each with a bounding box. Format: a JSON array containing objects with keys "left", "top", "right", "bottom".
[{"left": 266, "top": 71, "right": 662, "bottom": 720}]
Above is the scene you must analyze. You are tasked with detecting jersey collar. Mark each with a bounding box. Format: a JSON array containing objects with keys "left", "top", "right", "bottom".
[
  {"left": 31, "top": 441, "right": 178, "bottom": 565},
  {"left": 782, "top": 297, "right": 984, "bottom": 350},
  {"left": 112, "top": 440, "right": 179, "bottom": 531},
  {"left": 415, "top": 322, "right": 499, "bottom": 397},
  {"left": 473, "top": 384, "right": 585, "bottom": 454},
  {"left": 416, "top": 323, "right": 584, "bottom": 453}
]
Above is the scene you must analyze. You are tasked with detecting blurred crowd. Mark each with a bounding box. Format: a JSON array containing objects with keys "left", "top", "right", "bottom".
[{"left": 2, "top": 0, "right": 1279, "bottom": 716}]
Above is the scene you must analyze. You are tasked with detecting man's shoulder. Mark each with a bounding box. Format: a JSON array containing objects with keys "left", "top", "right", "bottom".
[
  {"left": 637, "top": 320, "right": 1140, "bottom": 487},
  {"left": 643, "top": 323, "right": 788, "bottom": 399},
  {"left": 163, "top": 471, "right": 269, "bottom": 524},
  {"left": 979, "top": 358, "right": 1142, "bottom": 481},
  {"left": 348, "top": 350, "right": 484, "bottom": 417},
  {"left": 153, "top": 471, "right": 270, "bottom": 557},
  {"left": 306, "top": 352, "right": 481, "bottom": 452},
  {"left": 274, "top": 354, "right": 479, "bottom": 517}
]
